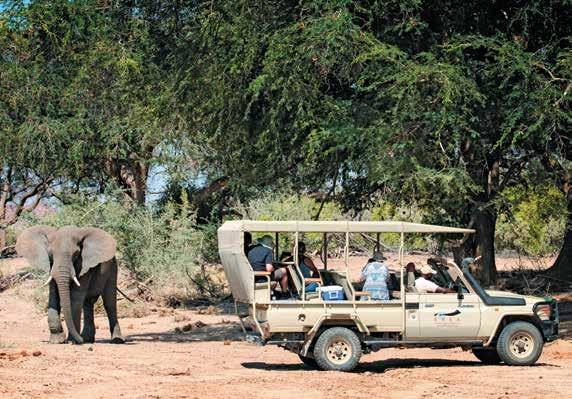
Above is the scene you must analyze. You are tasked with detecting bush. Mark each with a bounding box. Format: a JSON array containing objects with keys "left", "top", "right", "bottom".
[
  {"left": 22, "top": 193, "right": 216, "bottom": 296},
  {"left": 236, "top": 192, "right": 345, "bottom": 253},
  {"left": 496, "top": 185, "right": 566, "bottom": 256}
]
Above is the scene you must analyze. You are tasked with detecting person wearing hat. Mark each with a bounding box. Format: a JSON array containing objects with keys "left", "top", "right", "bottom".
[
  {"left": 415, "top": 264, "right": 456, "bottom": 294},
  {"left": 357, "top": 251, "right": 390, "bottom": 301},
  {"left": 247, "top": 235, "right": 290, "bottom": 297},
  {"left": 282, "top": 241, "right": 321, "bottom": 293}
]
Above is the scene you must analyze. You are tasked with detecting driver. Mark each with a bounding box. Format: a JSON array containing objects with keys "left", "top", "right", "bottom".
[{"left": 415, "top": 264, "right": 456, "bottom": 294}]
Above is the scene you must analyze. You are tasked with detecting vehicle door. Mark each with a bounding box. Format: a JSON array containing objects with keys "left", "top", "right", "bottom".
[
  {"left": 404, "top": 293, "right": 421, "bottom": 337},
  {"left": 418, "top": 291, "right": 481, "bottom": 338}
]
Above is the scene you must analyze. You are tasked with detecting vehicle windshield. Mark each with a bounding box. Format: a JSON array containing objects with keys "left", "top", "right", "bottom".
[{"left": 430, "top": 260, "right": 469, "bottom": 292}]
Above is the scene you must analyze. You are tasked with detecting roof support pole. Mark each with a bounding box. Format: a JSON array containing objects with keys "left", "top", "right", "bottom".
[
  {"left": 345, "top": 231, "right": 349, "bottom": 276},
  {"left": 275, "top": 232, "right": 279, "bottom": 260},
  {"left": 323, "top": 233, "right": 328, "bottom": 270}
]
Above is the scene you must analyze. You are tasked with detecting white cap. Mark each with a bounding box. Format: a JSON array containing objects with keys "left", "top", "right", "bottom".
[{"left": 419, "top": 264, "right": 437, "bottom": 275}]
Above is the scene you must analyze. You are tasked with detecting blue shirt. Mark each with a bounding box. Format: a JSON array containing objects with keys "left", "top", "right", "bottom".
[
  {"left": 360, "top": 261, "right": 390, "bottom": 300},
  {"left": 299, "top": 257, "right": 313, "bottom": 278},
  {"left": 248, "top": 245, "right": 273, "bottom": 272}
]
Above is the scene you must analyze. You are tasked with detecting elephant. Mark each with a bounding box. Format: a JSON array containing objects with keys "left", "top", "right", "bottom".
[{"left": 16, "top": 225, "right": 124, "bottom": 345}]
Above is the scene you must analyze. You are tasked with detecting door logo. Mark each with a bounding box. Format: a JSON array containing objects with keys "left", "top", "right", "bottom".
[{"left": 433, "top": 310, "right": 462, "bottom": 325}]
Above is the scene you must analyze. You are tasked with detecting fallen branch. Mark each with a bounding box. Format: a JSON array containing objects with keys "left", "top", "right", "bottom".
[
  {"left": 0, "top": 271, "right": 32, "bottom": 292},
  {"left": 116, "top": 286, "right": 135, "bottom": 303}
]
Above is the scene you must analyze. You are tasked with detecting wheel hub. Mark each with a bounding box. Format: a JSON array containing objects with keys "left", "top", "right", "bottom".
[
  {"left": 509, "top": 332, "right": 534, "bottom": 358},
  {"left": 327, "top": 340, "right": 351, "bottom": 365}
]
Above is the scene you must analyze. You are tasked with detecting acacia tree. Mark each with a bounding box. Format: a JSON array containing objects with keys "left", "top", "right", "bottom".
[
  {"left": 1, "top": 0, "right": 186, "bottom": 206},
  {"left": 182, "top": 0, "right": 570, "bottom": 285},
  {"left": 0, "top": 3, "right": 72, "bottom": 249}
]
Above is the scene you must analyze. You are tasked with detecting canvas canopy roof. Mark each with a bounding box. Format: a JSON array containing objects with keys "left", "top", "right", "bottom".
[
  {"left": 218, "top": 220, "right": 475, "bottom": 234},
  {"left": 218, "top": 220, "right": 474, "bottom": 303}
]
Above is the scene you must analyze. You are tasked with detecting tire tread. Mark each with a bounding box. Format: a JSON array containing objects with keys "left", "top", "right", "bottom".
[
  {"left": 313, "top": 327, "right": 362, "bottom": 372},
  {"left": 496, "top": 321, "right": 543, "bottom": 366}
]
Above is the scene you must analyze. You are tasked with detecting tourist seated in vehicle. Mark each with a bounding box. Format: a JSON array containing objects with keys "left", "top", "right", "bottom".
[
  {"left": 282, "top": 241, "right": 321, "bottom": 292},
  {"left": 415, "top": 264, "right": 456, "bottom": 293},
  {"left": 357, "top": 251, "right": 390, "bottom": 300},
  {"left": 247, "top": 235, "right": 290, "bottom": 298}
]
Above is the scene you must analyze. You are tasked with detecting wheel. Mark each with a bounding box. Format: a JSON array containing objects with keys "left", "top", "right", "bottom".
[
  {"left": 298, "top": 354, "right": 318, "bottom": 369},
  {"left": 313, "top": 327, "right": 362, "bottom": 371},
  {"left": 496, "top": 321, "right": 544, "bottom": 366},
  {"left": 472, "top": 348, "right": 501, "bottom": 364}
]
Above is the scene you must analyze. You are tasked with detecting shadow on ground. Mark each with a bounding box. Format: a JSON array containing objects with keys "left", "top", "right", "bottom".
[
  {"left": 242, "top": 357, "right": 559, "bottom": 373},
  {"left": 127, "top": 323, "right": 245, "bottom": 343}
]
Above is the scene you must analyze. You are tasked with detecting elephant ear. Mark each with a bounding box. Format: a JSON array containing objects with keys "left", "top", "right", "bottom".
[
  {"left": 79, "top": 227, "right": 116, "bottom": 277},
  {"left": 15, "top": 226, "right": 57, "bottom": 271}
]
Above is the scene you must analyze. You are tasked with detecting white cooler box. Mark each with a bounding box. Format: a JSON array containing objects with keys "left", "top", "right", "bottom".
[{"left": 320, "top": 285, "right": 345, "bottom": 301}]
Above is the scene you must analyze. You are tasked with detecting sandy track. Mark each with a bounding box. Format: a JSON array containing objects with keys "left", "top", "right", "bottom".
[
  {"left": 1, "top": 254, "right": 571, "bottom": 399},
  {"left": 1, "top": 279, "right": 571, "bottom": 399}
]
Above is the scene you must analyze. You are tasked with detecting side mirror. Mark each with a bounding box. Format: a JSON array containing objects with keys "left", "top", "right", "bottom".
[{"left": 455, "top": 283, "right": 464, "bottom": 300}]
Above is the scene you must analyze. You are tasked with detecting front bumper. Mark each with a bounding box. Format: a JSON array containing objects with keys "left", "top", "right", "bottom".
[
  {"left": 541, "top": 319, "right": 559, "bottom": 342},
  {"left": 535, "top": 301, "right": 559, "bottom": 342}
]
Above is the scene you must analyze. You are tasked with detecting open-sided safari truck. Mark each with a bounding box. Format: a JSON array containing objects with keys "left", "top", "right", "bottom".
[{"left": 218, "top": 220, "right": 559, "bottom": 371}]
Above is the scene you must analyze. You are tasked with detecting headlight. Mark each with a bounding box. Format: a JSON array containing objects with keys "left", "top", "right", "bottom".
[{"left": 535, "top": 304, "right": 552, "bottom": 321}]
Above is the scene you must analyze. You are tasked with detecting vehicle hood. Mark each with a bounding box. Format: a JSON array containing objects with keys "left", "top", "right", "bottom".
[{"left": 485, "top": 290, "right": 545, "bottom": 305}]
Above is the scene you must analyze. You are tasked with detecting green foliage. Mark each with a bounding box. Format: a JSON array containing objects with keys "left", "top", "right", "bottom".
[
  {"left": 2, "top": 1, "right": 570, "bottom": 285},
  {"left": 496, "top": 185, "right": 567, "bottom": 256},
  {"left": 236, "top": 192, "right": 345, "bottom": 252},
  {"left": 1, "top": 0, "right": 190, "bottom": 205},
  {"left": 236, "top": 191, "right": 430, "bottom": 252}
]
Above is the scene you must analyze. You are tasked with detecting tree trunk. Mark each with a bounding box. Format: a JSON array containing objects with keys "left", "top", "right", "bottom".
[
  {"left": 104, "top": 158, "right": 149, "bottom": 206},
  {"left": 472, "top": 208, "right": 497, "bottom": 287},
  {"left": 453, "top": 208, "right": 497, "bottom": 287},
  {"left": 548, "top": 186, "right": 572, "bottom": 279}
]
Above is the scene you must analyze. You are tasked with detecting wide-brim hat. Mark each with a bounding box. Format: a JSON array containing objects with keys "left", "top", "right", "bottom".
[
  {"left": 257, "top": 235, "right": 274, "bottom": 248},
  {"left": 372, "top": 251, "right": 387, "bottom": 261}
]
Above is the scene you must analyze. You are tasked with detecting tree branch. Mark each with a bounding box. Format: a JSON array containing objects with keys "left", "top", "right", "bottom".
[
  {"left": 0, "top": 167, "right": 13, "bottom": 220},
  {"left": 313, "top": 166, "right": 339, "bottom": 221},
  {"left": 6, "top": 176, "right": 53, "bottom": 226}
]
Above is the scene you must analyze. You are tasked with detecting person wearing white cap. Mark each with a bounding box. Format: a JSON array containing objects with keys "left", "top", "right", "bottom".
[{"left": 414, "top": 264, "right": 456, "bottom": 294}]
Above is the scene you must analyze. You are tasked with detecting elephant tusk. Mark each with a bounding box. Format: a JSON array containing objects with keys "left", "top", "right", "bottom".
[
  {"left": 44, "top": 276, "right": 53, "bottom": 286},
  {"left": 474, "top": 256, "right": 482, "bottom": 262},
  {"left": 72, "top": 276, "right": 81, "bottom": 287}
]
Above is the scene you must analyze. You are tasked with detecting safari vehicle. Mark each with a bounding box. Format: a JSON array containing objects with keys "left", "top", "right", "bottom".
[{"left": 218, "top": 220, "right": 559, "bottom": 371}]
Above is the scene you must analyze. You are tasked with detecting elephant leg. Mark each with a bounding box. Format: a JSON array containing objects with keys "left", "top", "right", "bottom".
[
  {"left": 81, "top": 296, "right": 99, "bottom": 343},
  {"left": 47, "top": 281, "right": 66, "bottom": 344},
  {"left": 102, "top": 276, "right": 124, "bottom": 344}
]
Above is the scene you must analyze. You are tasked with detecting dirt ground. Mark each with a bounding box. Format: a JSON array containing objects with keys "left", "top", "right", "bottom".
[{"left": 1, "top": 257, "right": 571, "bottom": 399}]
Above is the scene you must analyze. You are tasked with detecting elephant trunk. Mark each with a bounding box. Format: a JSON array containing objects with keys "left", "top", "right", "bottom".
[{"left": 55, "top": 270, "right": 83, "bottom": 344}]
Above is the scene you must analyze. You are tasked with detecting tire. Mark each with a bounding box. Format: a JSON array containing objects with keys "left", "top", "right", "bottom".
[
  {"left": 298, "top": 354, "right": 319, "bottom": 369},
  {"left": 313, "top": 327, "right": 362, "bottom": 372},
  {"left": 496, "top": 321, "right": 544, "bottom": 366},
  {"left": 472, "top": 348, "right": 502, "bottom": 364}
]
